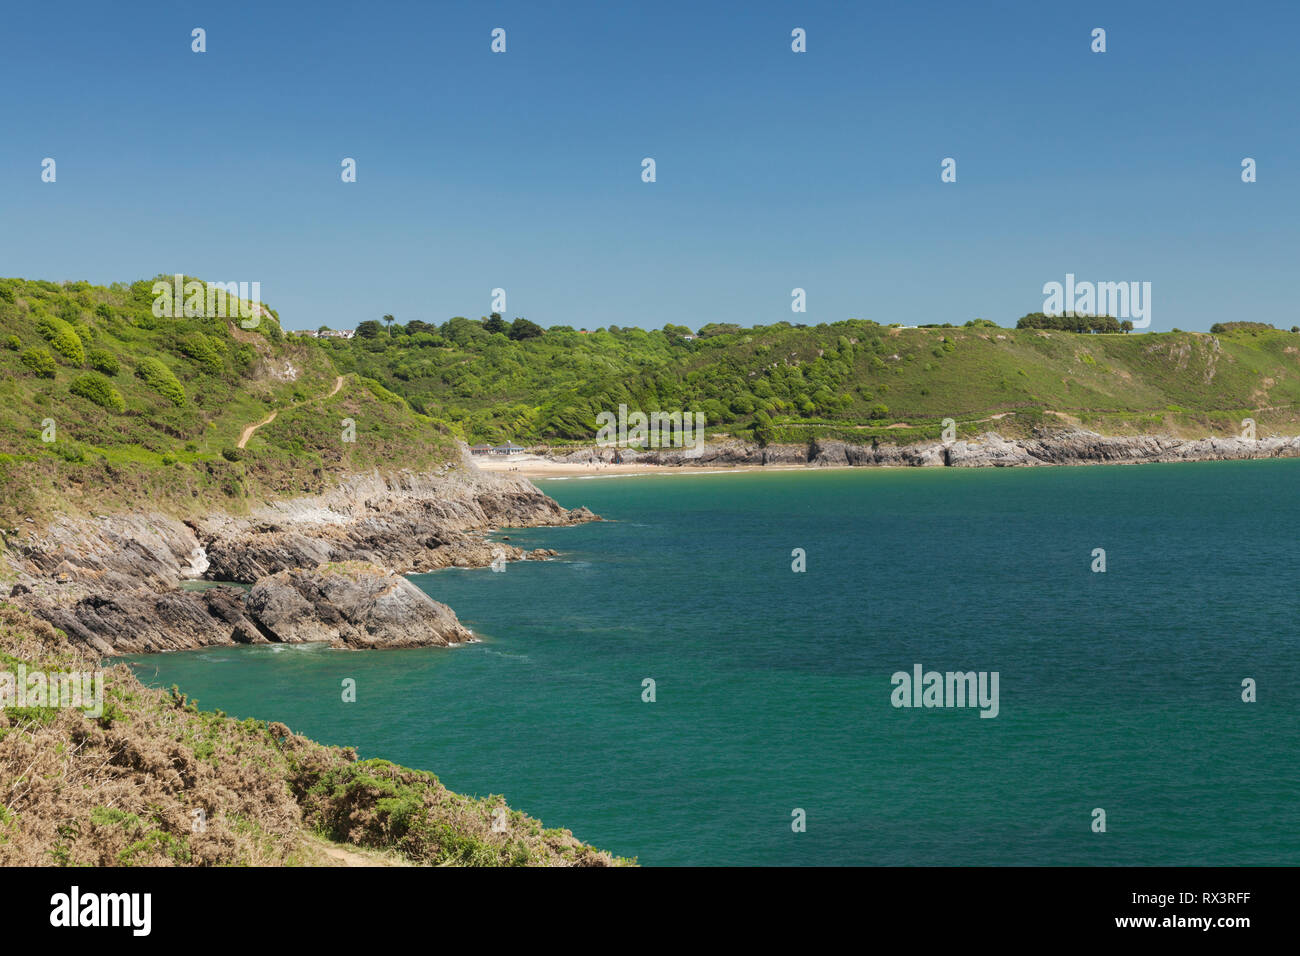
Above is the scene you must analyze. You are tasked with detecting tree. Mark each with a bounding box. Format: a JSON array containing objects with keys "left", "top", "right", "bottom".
[
  {"left": 383, "top": 314, "right": 395, "bottom": 335},
  {"left": 1017, "top": 312, "right": 1121, "bottom": 334},
  {"left": 442, "top": 316, "right": 488, "bottom": 346},
  {"left": 483, "top": 313, "right": 508, "bottom": 335},
  {"left": 508, "top": 317, "right": 544, "bottom": 341},
  {"left": 356, "top": 320, "right": 383, "bottom": 339}
]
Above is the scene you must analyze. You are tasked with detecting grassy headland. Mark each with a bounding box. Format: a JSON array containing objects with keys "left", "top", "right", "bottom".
[{"left": 0, "top": 276, "right": 457, "bottom": 530}]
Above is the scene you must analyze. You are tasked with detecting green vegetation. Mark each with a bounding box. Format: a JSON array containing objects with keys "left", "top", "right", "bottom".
[
  {"left": 132, "top": 356, "right": 187, "bottom": 406},
  {"left": 85, "top": 347, "right": 120, "bottom": 376},
  {"left": 7, "top": 272, "right": 1300, "bottom": 531},
  {"left": 1209, "top": 321, "right": 1275, "bottom": 335},
  {"left": 35, "top": 314, "right": 85, "bottom": 365},
  {"left": 306, "top": 311, "right": 1300, "bottom": 447},
  {"left": 176, "top": 332, "right": 225, "bottom": 374},
  {"left": 0, "top": 276, "right": 457, "bottom": 528},
  {"left": 0, "top": 603, "right": 627, "bottom": 866},
  {"left": 20, "top": 348, "right": 56, "bottom": 378},
  {"left": 1015, "top": 312, "right": 1134, "bottom": 334},
  {"left": 69, "top": 373, "right": 126, "bottom": 413}
]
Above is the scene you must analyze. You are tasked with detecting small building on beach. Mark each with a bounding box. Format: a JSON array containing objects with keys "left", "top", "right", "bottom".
[{"left": 493, "top": 442, "right": 526, "bottom": 456}]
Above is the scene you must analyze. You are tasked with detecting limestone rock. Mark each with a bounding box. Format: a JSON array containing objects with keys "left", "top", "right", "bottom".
[{"left": 246, "top": 561, "right": 472, "bottom": 648}]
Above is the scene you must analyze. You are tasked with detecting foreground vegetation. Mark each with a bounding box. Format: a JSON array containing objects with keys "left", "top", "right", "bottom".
[{"left": 0, "top": 604, "right": 626, "bottom": 866}]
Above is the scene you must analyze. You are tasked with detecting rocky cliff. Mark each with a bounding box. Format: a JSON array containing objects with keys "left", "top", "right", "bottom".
[
  {"left": 548, "top": 426, "right": 1300, "bottom": 470},
  {"left": 4, "top": 462, "right": 596, "bottom": 654}
]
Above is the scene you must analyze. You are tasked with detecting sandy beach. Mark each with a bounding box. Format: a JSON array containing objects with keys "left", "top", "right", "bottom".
[
  {"left": 471, "top": 453, "right": 819, "bottom": 478},
  {"left": 474, "top": 454, "right": 731, "bottom": 477}
]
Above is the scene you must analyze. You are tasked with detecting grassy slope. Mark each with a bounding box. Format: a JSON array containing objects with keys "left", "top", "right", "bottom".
[
  {"left": 5, "top": 277, "right": 1297, "bottom": 520},
  {"left": 319, "top": 320, "right": 1300, "bottom": 446},
  {"left": 0, "top": 276, "right": 457, "bottom": 530},
  {"left": 0, "top": 604, "right": 627, "bottom": 866}
]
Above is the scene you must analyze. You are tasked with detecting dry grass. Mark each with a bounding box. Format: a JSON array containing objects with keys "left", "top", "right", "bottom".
[{"left": 0, "top": 604, "right": 630, "bottom": 867}]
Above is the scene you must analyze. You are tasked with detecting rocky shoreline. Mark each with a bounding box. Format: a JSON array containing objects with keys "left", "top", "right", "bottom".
[
  {"left": 543, "top": 426, "right": 1300, "bottom": 469},
  {"left": 8, "top": 426, "right": 1295, "bottom": 656},
  {"left": 4, "top": 458, "right": 596, "bottom": 655}
]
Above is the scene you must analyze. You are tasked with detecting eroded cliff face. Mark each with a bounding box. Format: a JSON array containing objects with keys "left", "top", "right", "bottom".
[
  {"left": 551, "top": 426, "right": 1300, "bottom": 469},
  {"left": 3, "top": 465, "right": 596, "bottom": 655}
]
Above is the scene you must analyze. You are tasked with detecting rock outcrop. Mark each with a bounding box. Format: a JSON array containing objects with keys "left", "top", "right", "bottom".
[
  {"left": 12, "top": 426, "right": 1298, "bottom": 656},
  {"left": 199, "top": 468, "right": 594, "bottom": 581},
  {"left": 542, "top": 427, "right": 1300, "bottom": 470},
  {"left": 245, "top": 562, "right": 472, "bottom": 648},
  {"left": 4, "top": 465, "right": 596, "bottom": 655}
]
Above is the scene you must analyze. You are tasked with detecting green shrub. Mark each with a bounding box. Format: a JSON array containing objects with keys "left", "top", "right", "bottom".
[
  {"left": 4, "top": 334, "right": 20, "bottom": 351},
  {"left": 1210, "top": 321, "right": 1274, "bottom": 335},
  {"left": 363, "top": 377, "right": 406, "bottom": 406},
  {"left": 134, "top": 357, "right": 186, "bottom": 406},
  {"left": 20, "top": 348, "right": 57, "bottom": 378},
  {"left": 35, "top": 314, "right": 84, "bottom": 364},
  {"left": 86, "top": 348, "right": 120, "bottom": 376},
  {"left": 177, "top": 333, "right": 223, "bottom": 373},
  {"left": 221, "top": 447, "right": 243, "bottom": 462},
  {"left": 69, "top": 373, "right": 126, "bottom": 412}
]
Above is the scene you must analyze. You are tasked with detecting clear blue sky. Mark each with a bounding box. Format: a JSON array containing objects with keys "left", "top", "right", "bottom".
[{"left": 2, "top": 0, "right": 1296, "bottom": 332}]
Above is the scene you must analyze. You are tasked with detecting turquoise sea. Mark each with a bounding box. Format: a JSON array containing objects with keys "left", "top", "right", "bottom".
[{"left": 123, "top": 462, "right": 1300, "bottom": 865}]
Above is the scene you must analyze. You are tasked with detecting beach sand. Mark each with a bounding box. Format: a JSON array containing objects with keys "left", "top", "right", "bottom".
[
  {"left": 474, "top": 454, "right": 696, "bottom": 477},
  {"left": 471, "top": 454, "right": 828, "bottom": 478}
]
